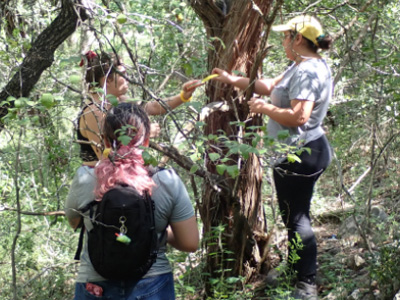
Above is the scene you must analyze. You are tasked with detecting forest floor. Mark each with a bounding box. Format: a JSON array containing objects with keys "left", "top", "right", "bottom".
[
  {"left": 254, "top": 195, "right": 400, "bottom": 300},
  {"left": 302, "top": 201, "right": 396, "bottom": 299}
]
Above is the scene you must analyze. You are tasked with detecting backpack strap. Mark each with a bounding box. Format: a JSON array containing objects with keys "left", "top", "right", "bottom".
[
  {"left": 74, "top": 223, "right": 86, "bottom": 260},
  {"left": 143, "top": 190, "right": 159, "bottom": 260},
  {"left": 74, "top": 200, "right": 97, "bottom": 261}
]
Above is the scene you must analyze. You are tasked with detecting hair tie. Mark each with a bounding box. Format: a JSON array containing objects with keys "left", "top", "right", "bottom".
[
  {"left": 316, "top": 34, "right": 325, "bottom": 41},
  {"left": 79, "top": 50, "right": 98, "bottom": 67}
]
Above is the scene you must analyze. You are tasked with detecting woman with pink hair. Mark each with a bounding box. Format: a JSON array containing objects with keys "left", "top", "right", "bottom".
[
  {"left": 65, "top": 51, "right": 201, "bottom": 229},
  {"left": 66, "top": 103, "right": 199, "bottom": 299}
]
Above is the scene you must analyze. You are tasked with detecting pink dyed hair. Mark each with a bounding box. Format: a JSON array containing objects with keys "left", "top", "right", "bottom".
[{"left": 94, "top": 103, "right": 155, "bottom": 199}]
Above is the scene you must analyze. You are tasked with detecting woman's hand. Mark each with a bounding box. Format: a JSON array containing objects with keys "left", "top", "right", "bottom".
[
  {"left": 182, "top": 80, "right": 202, "bottom": 100},
  {"left": 248, "top": 97, "right": 267, "bottom": 114},
  {"left": 211, "top": 68, "right": 233, "bottom": 84}
]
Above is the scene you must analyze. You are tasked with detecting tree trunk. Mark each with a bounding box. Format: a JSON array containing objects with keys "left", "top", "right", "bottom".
[
  {"left": 0, "top": 0, "right": 88, "bottom": 126},
  {"left": 190, "top": 0, "right": 274, "bottom": 286}
]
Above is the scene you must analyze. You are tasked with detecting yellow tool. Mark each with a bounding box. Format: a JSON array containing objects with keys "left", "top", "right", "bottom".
[{"left": 201, "top": 74, "right": 219, "bottom": 83}]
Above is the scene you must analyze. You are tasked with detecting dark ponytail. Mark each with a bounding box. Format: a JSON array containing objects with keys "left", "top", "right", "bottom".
[
  {"left": 316, "top": 34, "right": 333, "bottom": 50},
  {"left": 303, "top": 33, "right": 333, "bottom": 52}
]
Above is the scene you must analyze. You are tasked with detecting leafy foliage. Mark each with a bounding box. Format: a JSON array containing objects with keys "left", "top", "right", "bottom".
[{"left": 1, "top": 0, "right": 400, "bottom": 299}]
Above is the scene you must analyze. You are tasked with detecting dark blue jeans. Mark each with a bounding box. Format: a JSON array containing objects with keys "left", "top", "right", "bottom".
[
  {"left": 273, "top": 135, "right": 332, "bottom": 282},
  {"left": 74, "top": 272, "right": 175, "bottom": 300}
]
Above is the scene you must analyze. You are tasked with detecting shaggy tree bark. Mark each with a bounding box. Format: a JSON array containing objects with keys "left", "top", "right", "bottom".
[
  {"left": 189, "top": 0, "right": 280, "bottom": 286},
  {"left": 0, "top": 0, "right": 88, "bottom": 127}
]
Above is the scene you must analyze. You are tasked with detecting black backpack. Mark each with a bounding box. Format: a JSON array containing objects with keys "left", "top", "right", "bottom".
[{"left": 74, "top": 184, "right": 159, "bottom": 281}]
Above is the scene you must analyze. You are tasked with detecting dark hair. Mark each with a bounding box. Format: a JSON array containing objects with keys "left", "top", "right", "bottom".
[
  {"left": 103, "top": 103, "right": 150, "bottom": 148},
  {"left": 84, "top": 52, "right": 121, "bottom": 86},
  {"left": 315, "top": 34, "right": 332, "bottom": 50},
  {"left": 289, "top": 30, "right": 333, "bottom": 52},
  {"left": 95, "top": 103, "right": 153, "bottom": 199}
]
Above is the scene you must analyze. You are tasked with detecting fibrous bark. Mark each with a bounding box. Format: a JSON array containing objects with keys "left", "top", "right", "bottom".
[{"left": 189, "top": 0, "right": 275, "bottom": 285}]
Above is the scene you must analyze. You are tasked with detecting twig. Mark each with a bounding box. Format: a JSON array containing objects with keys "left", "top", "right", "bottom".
[
  {"left": 245, "top": 0, "right": 283, "bottom": 102},
  {"left": 149, "top": 141, "right": 225, "bottom": 193},
  {"left": 0, "top": 206, "right": 65, "bottom": 217},
  {"left": 330, "top": 0, "right": 375, "bottom": 41},
  {"left": 11, "top": 127, "right": 23, "bottom": 299},
  {"left": 334, "top": 12, "right": 378, "bottom": 84},
  {"left": 348, "top": 167, "right": 371, "bottom": 194}
]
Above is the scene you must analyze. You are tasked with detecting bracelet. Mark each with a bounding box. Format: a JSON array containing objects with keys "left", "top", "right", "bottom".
[
  {"left": 103, "top": 148, "right": 111, "bottom": 158},
  {"left": 180, "top": 90, "right": 192, "bottom": 103}
]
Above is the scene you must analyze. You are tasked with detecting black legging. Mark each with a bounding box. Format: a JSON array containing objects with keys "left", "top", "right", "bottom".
[{"left": 273, "top": 135, "right": 332, "bottom": 282}]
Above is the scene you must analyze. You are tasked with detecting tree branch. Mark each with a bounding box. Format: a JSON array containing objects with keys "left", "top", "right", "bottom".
[
  {"left": 149, "top": 141, "right": 226, "bottom": 192},
  {"left": 1, "top": 205, "right": 65, "bottom": 217},
  {"left": 0, "top": 0, "right": 88, "bottom": 127},
  {"left": 334, "top": 12, "right": 378, "bottom": 84}
]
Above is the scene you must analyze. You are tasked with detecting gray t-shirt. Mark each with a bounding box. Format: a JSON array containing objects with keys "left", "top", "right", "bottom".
[
  {"left": 268, "top": 58, "right": 332, "bottom": 146},
  {"left": 65, "top": 166, "right": 195, "bottom": 282}
]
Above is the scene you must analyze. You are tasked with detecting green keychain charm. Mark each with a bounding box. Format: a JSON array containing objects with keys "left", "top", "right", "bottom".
[
  {"left": 115, "top": 216, "right": 131, "bottom": 245},
  {"left": 115, "top": 233, "right": 131, "bottom": 244}
]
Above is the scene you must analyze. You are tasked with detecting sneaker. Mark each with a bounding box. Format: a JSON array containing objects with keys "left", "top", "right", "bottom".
[{"left": 291, "top": 281, "right": 318, "bottom": 300}]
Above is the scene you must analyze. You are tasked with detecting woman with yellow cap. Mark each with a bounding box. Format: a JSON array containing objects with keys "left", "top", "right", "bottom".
[{"left": 211, "top": 15, "right": 333, "bottom": 300}]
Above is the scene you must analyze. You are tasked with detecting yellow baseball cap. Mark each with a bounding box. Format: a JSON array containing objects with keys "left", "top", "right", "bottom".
[{"left": 272, "top": 15, "right": 323, "bottom": 46}]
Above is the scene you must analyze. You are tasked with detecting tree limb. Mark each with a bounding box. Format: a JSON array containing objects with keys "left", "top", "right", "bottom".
[
  {"left": 1, "top": 205, "right": 65, "bottom": 217},
  {"left": 334, "top": 12, "right": 378, "bottom": 84},
  {"left": 149, "top": 141, "right": 225, "bottom": 192},
  {"left": 0, "top": 0, "right": 88, "bottom": 127}
]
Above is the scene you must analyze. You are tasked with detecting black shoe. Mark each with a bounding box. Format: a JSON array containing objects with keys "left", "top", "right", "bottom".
[{"left": 291, "top": 281, "right": 318, "bottom": 300}]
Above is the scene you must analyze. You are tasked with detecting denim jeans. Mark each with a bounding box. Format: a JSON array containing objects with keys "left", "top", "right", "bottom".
[{"left": 74, "top": 272, "right": 175, "bottom": 300}]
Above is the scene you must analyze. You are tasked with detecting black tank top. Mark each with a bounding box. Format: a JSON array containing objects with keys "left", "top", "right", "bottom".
[{"left": 77, "top": 103, "right": 101, "bottom": 162}]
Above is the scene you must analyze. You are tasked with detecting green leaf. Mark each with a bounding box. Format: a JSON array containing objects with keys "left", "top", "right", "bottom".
[
  {"left": 69, "top": 74, "right": 81, "bottom": 84},
  {"left": 118, "top": 135, "right": 131, "bottom": 146},
  {"left": 136, "top": 25, "right": 145, "bottom": 33},
  {"left": 226, "top": 277, "right": 240, "bottom": 284},
  {"left": 208, "top": 153, "right": 220, "bottom": 162},
  {"left": 142, "top": 150, "right": 158, "bottom": 166},
  {"left": 40, "top": 93, "right": 55, "bottom": 109},
  {"left": 196, "top": 121, "right": 206, "bottom": 128},
  {"left": 299, "top": 147, "right": 311, "bottom": 156},
  {"left": 208, "top": 134, "right": 217, "bottom": 140},
  {"left": 287, "top": 153, "right": 301, "bottom": 163},
  {"left": 116, "top": 14, "right": 128, "bottom": 24},
  {"left": 190, "top": 164, "right": 199, "bottom": 174},
  {"left": 189, "top": 153, "right": 198, "bottom": 161},
  {"left": 216, "top": 164, "right": 227, "bottom": 175},
  {"left": 239, "top": 144, "right": 252, "bottom": 159},
  {"left": 183, "top": 62, "right": 193, "bottom": 76},
  {"left": 107, "top": 94, "right": 119, "bottom": 106},
  {"left": 226, "top": 165, "right": 239, "bottom": 178},
  {"left": 14, "top": 99, "right": 25, "bottom": 108},
  {"left": 277, "top": 130, "right": 290, "bottom": 140},
  {"left": 252, "top": 136, "right": 261, "bottom": 148},
  {"left": 209, "top": 278, "right": 219, "bottom": 285}
]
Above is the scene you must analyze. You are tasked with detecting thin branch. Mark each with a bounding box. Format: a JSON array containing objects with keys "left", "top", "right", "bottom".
[
  {"left": 348, "top": 167, "right": 371, "bottom": 194},
  {"left": 11, "top": 128, "right": 23, "bottom": 299},
  {"left": 149, "top": 141, "right": 225, "bottom": 193},
  {"left": 245, "top": 0, "right": 283, "bottom": 102},
  {"left": 330, "top": 0, "right": 375, "bottom": 41},
  {"left": 1, "top": 206, "right": 65, "bottom": 217},
  {"left": 334, "top": 12, "right": 378, "bottom": 84},
  {"left": 49, "top": 72, "right": 82, "bottom": 94}
]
